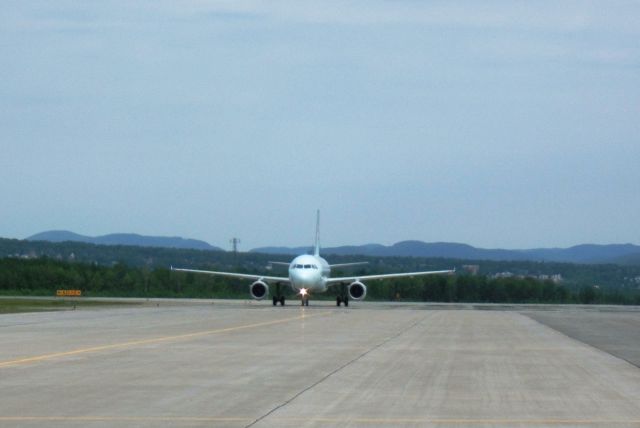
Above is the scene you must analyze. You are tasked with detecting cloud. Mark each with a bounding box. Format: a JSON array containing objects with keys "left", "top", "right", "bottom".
[
  {"left": 169, "top": 0, "right": 640, "bottom": 35},
  {"left": 155, "top": 1, "right": 640, "bottom": 67}
]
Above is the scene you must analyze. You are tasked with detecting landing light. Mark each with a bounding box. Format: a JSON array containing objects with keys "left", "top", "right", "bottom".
[{"left": 299, "top": 288, "right": 308, "bottom": 297}]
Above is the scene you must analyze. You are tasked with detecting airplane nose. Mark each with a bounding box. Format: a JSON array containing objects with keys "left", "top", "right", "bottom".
[{"left": 292, "top": 269, "right": 314, "bottom": 287}]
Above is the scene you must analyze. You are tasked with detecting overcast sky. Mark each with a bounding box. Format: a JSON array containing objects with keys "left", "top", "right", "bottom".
[{"left": 1, "top": 1, "right": 639, "bottom": 250}]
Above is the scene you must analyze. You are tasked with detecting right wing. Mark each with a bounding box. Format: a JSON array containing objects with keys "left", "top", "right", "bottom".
[
  {"left": 326, "top": 269, "right": 454, "bottom": 285},
  {"left": 171, "top": 267, "right": 289, "bottom": 283}
]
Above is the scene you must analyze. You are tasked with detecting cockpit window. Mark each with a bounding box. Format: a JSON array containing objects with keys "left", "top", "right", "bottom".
[
  {"left": 312, "top": 265, "right": 318, "bottom": 269},
  {"left": 295, "top": 264, "right": 303, "bottom": 269},
  {"left": 304, "top": 264, "right": 311, "bottom": 269}
]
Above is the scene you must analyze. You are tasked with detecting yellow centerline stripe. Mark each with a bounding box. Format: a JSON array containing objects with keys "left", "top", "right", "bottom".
[
  {"left": 0, "top": 310, "right": 328, "bottom": 368},
  {"left": 298, "top": 417, "right": 640, "bottom": 425},
  {"left": 0, "top": 416, "right": 250, "bottom": 422},
  {"left": 1, "top": 416, "right": 639, "bottom": 425}
]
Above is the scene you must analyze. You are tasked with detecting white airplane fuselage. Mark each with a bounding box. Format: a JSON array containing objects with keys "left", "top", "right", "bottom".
[{"left": 288, "top": 254, "right": 331, "bottom": 294}]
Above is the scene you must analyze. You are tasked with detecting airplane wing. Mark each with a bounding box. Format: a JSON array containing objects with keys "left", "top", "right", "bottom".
[
  {"left": 171, "top": 267, "right": 290, "bottom": 283},
  {"left": 326, "top": 269, "right": 454, "bottom": 285}
]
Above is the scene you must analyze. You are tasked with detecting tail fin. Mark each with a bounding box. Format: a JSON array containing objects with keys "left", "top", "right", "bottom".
[{"left": 314, "top": 209, "right": 320, "bottom": 256}]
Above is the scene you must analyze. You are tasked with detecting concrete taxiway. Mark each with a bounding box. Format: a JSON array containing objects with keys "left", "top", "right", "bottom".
[{"left": 1, "top": 300, "right": 640, "bottom": 427}]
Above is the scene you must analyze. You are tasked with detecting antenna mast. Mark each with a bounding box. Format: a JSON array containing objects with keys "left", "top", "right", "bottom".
[{"left": 229, "top": 237, "right": 241, "bottom": 253}]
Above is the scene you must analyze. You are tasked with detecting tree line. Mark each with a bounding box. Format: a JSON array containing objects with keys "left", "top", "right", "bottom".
[
  {"left": 1, "top": 258, "right": 639, "bottom": 305},
  {"left": 4, "top": 238, "right": 640, "bottom": 292}
]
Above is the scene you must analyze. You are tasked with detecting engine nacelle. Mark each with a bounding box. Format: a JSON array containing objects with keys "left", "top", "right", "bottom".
[
  {"left": 348, "top": 281, "right": 367, "bottom": 301},
  {"left": 250, "top": 281, "right": 269, "bottom": 300}
]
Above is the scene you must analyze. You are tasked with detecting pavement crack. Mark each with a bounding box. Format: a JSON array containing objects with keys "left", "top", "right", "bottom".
[{"left": 244, "top": 315, "right": 426, "bottom": 428}]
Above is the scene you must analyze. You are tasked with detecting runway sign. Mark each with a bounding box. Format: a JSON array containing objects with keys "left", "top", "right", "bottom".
[{"left": 56, "top": 289, "right": 82, "bottom": 297}]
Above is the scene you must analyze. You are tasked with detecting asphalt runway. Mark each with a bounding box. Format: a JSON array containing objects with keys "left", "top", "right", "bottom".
[
  {"left": 522, "top": 307, "right": 640, "bottom": 368},
  {"left": 1, "top": 300, "right": 640, "bottom": 427}
]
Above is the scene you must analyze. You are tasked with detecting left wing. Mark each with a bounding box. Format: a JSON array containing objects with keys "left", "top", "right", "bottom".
[
  {"left": 171, "top": 267, "right": 289, "bottom": 283},
  {"left": 326, "top": 269, "right": 454, "bottom": 285}
]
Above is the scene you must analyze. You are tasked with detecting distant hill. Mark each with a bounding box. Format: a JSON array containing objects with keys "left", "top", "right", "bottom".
[
  {"left": 27, "top": 231, "right": 222, "bottom": 251},
  {"left": 251, "top": 241, "right": 640, "bottom": 264},
  {"left": 25, "top": 231, "right": 640, "bottom": 265}
]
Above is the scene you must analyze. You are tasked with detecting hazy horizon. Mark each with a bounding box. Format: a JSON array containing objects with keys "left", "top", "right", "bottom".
[
  {"left": 2, "top": 2, "right": 638, "bottom": 250},
  {"left": 18, "top": 228, "right": 640, "bottom": 252}
]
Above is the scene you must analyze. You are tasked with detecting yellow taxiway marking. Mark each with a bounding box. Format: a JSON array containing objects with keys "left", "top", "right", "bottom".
[
  {"left": 0, "top": 310, "right": 328, "bottom": 369},
  {"left": 2, "top": 416, "right": 640, "bottom": 425}
]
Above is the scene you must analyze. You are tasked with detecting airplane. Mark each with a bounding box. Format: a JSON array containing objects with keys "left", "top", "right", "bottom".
[{"left": 171, "top": 211, "right": 454, "bottom": 307}]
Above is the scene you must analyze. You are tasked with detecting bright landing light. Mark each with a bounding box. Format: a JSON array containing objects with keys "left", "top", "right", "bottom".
[{"left": 299, "top": 288, "right": 308, "bottom": 297}]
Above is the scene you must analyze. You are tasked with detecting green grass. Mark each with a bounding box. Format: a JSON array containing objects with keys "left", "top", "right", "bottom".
[{"left": 0, "top": 298, "right": 140, "bottom": 314}]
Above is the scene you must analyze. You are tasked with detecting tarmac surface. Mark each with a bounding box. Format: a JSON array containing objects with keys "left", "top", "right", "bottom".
[{"left": 1, "top": 299, "right": 640, "bottom": 427}]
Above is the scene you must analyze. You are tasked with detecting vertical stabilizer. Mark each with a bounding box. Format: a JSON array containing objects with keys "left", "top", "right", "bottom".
[{"left": 314, "top": 209, "right": 320, "bottom": 256}]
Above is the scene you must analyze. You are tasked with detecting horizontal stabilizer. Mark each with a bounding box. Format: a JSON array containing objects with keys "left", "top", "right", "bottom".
[{"left": 329, "top": 262, "right": 369, "bottom": 269}]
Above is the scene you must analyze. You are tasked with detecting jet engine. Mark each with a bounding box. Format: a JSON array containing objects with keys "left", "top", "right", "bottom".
[
  {"left": 348, "top": 281, "right": 367, "bottom": 301},
  {"left": 250, "top": 281, "right": 269, "bottom": 300}
]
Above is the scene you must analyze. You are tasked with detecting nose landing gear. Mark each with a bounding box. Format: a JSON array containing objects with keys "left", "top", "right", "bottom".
[{"left": 299, "top": 288, "right": 310, "bottom": 306}]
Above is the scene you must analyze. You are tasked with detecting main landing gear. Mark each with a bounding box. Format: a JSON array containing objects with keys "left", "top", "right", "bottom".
[
  {"left": 336, "top": 283, "right": 349, "bottom": 307},
  {"left": 272, "top": 283, "right": 286, "bottom": 306}
]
